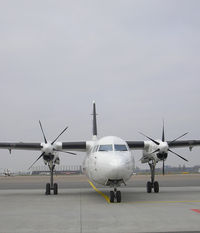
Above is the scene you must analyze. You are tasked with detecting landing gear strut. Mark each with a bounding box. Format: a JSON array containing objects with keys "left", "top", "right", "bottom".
[
  {"left": 45, "top": 162, "right": 58, "bottom": 195},
  {"left": 110, "top": 188, "right": 121, "bottom": 203},
  {"left": 147, "top": 161, "right": 159, "bottom": 193}
]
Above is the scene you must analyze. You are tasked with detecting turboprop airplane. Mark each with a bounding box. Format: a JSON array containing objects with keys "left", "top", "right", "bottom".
[
  {"left": 0, "top": 102, "right": 200, "bottom": 203},
  {"left": 3, "top": 169, "right": 11, "bottom": 176}
]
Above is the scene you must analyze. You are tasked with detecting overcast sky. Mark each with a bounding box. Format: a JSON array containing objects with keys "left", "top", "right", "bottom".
[{"left": 0, "top": 0, "right": 200, "bottom": 171}]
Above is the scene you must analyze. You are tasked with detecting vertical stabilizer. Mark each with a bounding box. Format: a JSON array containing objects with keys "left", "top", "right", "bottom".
[{"left": 92, "top": 101, "right": 98, "bottom": 138}]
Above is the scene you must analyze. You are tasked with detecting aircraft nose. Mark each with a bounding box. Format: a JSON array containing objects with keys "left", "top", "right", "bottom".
[{"left": 108, "top": 157, "right": 128, "bottom": 179}]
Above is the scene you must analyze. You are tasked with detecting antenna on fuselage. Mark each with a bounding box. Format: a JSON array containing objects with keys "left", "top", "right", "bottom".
[{"left": 92, "top": 101, "right": 98, "bottom": 139}]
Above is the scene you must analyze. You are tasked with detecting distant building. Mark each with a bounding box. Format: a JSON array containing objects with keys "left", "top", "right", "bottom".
[
  {"left": 31, "top": 165, "right": 82, "bottom": 175},
  {"left": 135, "top": 165, "right": 200, "bottom": 174}
]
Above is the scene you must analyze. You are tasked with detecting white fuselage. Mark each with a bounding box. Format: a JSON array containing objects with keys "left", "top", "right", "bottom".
[{"left": 83, "top": 136, "right": 135, "bottom": 186}]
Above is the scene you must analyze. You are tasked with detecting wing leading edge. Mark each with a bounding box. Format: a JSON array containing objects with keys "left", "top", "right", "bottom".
[
  {"left": 126, "top": 139, "right": 200, "bottom": 150},
  {"left": 0, "top": 141, "right": 87, "bottom": 152},
  {"left": 126, "top": 141, "right": 145, "bottom": 149},
  {"left": 0, "top": 139, "right": 199, "bottom": 153},
  {"left": 0, "top": 142, "right": 42, "bottom": 151},
  {"left": 167, "top": 140, "right": 200, "bottom": 148}
]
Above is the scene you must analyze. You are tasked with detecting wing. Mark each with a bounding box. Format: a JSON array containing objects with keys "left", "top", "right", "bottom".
[
  {"left": 126, "top": 139, "right": 200, "bottom": 150},
  {"left": 61, "top": 142, "right": 87, "bottom": 152},
  {"left": 0, "top": 142, "right": 42, "bottom": 151},
  {"left": 167, "top": 140, "right": 200, "bottom": 148},
  {"left": 126, "top": 141, "right": 145, "bottom": 149},
  {"left": 0, "top": 141, "right": 87, "bottom": 152},
  {"left": 0, "top": 139, "right": 199, "bottom": 153}
]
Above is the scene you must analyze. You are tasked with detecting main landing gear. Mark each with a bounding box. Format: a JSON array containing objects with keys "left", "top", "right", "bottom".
[
  {"left": 45, "top": 162, "right": 58, "bottom": 195},
  {"left": 110, "top": 188, "right": 121, "bottom": 203},
  {"left": 146, "top": 161, "right": 159, "bottom": 193}
]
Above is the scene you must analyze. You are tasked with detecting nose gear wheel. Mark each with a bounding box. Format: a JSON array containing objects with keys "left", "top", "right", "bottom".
[{"left": 110, "top": 188, "right": 121, "bottom": 203}]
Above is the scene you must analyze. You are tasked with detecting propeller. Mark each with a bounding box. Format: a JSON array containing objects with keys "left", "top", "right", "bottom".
[
  {"left": 51, "top": 126, "right": 69, "bottom": 145},
  {"left": 39, "top": 120, "right": 47, "bottom": 143},
  {"left": 54, "top": 149, "right": 76, "bottom": 155},
  {"left": 162, "top": 120, "right": 165, "bottom": 142},
  {"left": 140, "top": 121, "right": 189, "bottom": 175},
  {"left": 28, "top": 152, "right": 45, "bottom": 170},
  {"left": 28, "top": 121, "right": 76, "bottom": 170},
  {"left": 139, "top": 132, "right": 159, "bottom": 145}
]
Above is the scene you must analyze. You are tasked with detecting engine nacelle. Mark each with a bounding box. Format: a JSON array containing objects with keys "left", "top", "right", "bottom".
[
  {"left": 157, "top": 152, "right": 168, "bottom": 161},
  {"left": 43, "top": 154, "right": 54, "bottom": 163},
  {"left": 43, "top": 153, "right": 60, "bottom": 165}
]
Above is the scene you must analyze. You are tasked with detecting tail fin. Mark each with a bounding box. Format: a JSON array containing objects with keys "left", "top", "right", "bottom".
[{"left": 92, "top": 101, "right": 97, "bottom": 138}]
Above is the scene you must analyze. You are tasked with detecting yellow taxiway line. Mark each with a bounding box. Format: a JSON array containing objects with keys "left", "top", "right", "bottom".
[
  {"left": 88, "top": 180, "right": 110, "bottom": 204},
  {"left": 88, "top": 180, "right": 200, "bottom": 205}
]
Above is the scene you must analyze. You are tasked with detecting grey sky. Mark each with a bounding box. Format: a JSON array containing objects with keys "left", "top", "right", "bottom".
[{"left": 0, "top": 0, "right": 200, "bottom": 171}]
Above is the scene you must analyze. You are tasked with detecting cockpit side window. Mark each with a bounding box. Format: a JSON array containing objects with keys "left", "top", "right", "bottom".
[
  {"left": 98, "top": 144, "right": 113, "bottom": 151},
  {"left": 92, "top": 145, "right": 99, "bottom": 153},
  {"left": 95, "top": 145, "right": 99, "bottom": 152},
  {"left": 114, "top": 144, "right": 128, "bottom": 151}
]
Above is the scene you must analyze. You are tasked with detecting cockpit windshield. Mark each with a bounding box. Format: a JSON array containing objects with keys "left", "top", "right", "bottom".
[
  {"left": 114, "top": 144, "right": 128, "bottom": 151},
  {"left": 98, "top": 144, "right": 113, "bottom": 151}
]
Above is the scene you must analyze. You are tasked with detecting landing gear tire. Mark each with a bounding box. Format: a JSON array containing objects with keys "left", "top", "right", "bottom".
[
  {"left": 116, "top": 191, "right": 121, "bottom": 203},
  {"left": 154, "top": 181, "right": 159, "bottom": 193},
  {"left": 54, "top": 183, "right": 58, "bottom": 195},
  {"left": 147, "top": 181, "right": 152, "bottom": 193},
  {"left": 110, "top": 191, "right": 115, "bottom": 203},
  {"left": 45, "top": 183, "right": 50, "bottom": 195}
]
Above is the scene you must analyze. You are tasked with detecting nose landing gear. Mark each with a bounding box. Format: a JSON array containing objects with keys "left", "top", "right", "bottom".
[
  {"left": 45, "top": 162, "right": 58, "bottom": 195},
  {"left": 110, "top": 188, "right": 121, "bottom": 203},
  {"left": 147, "top": 161, "right": 159, "bottom": 193}
]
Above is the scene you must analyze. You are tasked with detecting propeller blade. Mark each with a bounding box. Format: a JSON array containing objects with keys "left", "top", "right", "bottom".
[
  {"left": 149, "top": 148, "right": 160, "bottom": 155},
  {"left": 39, "top": 121, "right": 47, "bottom": 143},
  {"left": 162, "top": 159, "right": 165, "bottom": 175},
  {"left": 168, "top": 132, "right": 189, "bottom": 145},
  {"left": 54, "top": 149, "right": 76, "bottom": 155},
  {"left": 28, "top": 152, "right": 45, "bottom": 170},
  {"left": 168, "top": 149, "right": 188, "bottom": 162},
  {"left": 139, "top": 132, "right": 160, "bottom": 145},
  {"left": 162, "top": 120, "right": 165, "bottom": 142},
  {"left": 51, "top": 126, "right": 68, "bottom": 145}
]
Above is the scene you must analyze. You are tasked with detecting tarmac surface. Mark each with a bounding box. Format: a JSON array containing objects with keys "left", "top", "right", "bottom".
[{"left": 0, "top": 174, "right": 200, "bottom": 233}]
